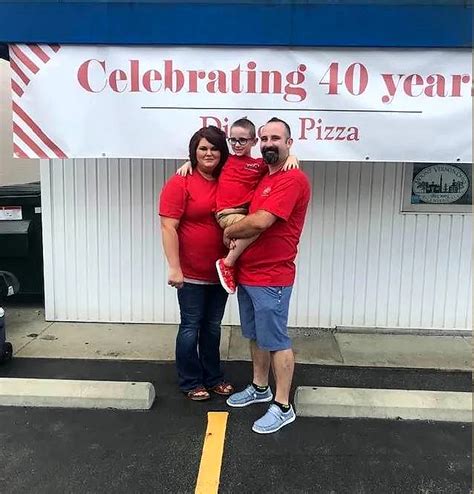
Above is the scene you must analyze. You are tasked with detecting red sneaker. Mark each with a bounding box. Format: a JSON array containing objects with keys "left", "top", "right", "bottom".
[{"left": 216, "top": 258, "right": 236, "bottom": 294}]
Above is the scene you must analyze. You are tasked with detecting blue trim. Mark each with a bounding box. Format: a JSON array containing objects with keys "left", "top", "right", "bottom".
[{"left": 0, "top": 2, "right": 471, "bottom": 48}]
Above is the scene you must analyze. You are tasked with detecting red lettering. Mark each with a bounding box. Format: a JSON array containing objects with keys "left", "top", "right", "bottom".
[
  {"left": 187, "top": 70, "right": 199, "bottom": 92},
  {"left": 381, "top": 73, "right": 403, "bottom": 104},
  {"left": 143, "top": 70, "right": 162, "bottom": 92},
  {"left": 206, "top": 70, "right": 227, "bottom": 93},
  {"left": 425, "top": 74, "right": 446, "bottom": 97},
  {"left": 324, "top": 126, "right": 335, "bottom": 140},
  {"left": 230, "top": 65, "right": 242, "bottom": 93},
  {"left": 299, "top": 118, "right": 315, "bottom": 140},
  {"left": 130, "top": 60, "right": 140, "bottom": 92},
  {"left": 109, "top": 69, "right": 127, "bottom": 93},
  {"left": 200, "top": 116, "right": 229, "bottom": 135},
  {"left": 246, "top": 61, "right": 257, "bottom": 93},
  {"left": 347, "top": 127, "right": 359, "bottom": 141},
  {"left": 335, "top": 126, "right": 346, "bottom": 140},
  {"left": 450, "top": 74, "right": 471, "bottom": 97},
  {"left": 344, "top": 63, "right": 368, "bottom": 96},
  {"left": 200, "top": 116, "right": 222, "bottom": 128},
  {"left": 77, "top": 59, "right": 107, "bottom": 93},
  {"left": 261, "top": 71, "right": 282, "bottom": 94},
  {"left": 403, "top": 74, "right": 424, "bottom": 97},
  {"left": 284, "top": 64, "right": 306, "bottom": 103},
  {"left": 319, "top": 62, "right": 341, "bottom": 95},
  {"left": 298, "top": 117, "right": 360, "bottom": 142},
  {"left": 164, "top": 60, "right": 184, "bottom": 92}
]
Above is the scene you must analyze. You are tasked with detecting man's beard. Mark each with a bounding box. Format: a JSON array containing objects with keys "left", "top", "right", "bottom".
[{"left": 262, "top": 146, "right": 279, "bottom": 164}]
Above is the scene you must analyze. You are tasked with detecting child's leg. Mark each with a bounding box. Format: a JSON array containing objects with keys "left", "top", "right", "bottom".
[
  {"left": 224, "top": 235, "right": 259, "bottom": 267},
  {"left": 217, "top": 211, "right": 256, "bottom": 267}
]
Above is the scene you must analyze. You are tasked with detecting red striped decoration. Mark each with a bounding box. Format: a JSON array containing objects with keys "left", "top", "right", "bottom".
[{"left": 10, "top": 43, "right": 67, "bottom": 159}]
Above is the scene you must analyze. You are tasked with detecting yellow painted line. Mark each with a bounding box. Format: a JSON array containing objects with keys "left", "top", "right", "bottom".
[{"left": 195, "top": 411, "right": 229, "bottom": 494}]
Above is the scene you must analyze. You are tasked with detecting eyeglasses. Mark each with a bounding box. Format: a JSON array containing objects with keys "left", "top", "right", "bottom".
[{"left": 227, "top": 137, "right": 251, "bottom": 146}]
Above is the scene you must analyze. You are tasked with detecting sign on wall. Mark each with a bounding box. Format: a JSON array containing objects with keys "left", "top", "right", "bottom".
[
  {"left": 9, "top": 44, "right": 472, "bottom": 162},
  {"left": 402, "top": 163, "right": 472, "bottom": 213}
]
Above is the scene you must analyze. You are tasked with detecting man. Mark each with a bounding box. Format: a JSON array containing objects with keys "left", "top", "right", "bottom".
[{"left": 224, "top": 117, "right": 311, "bottom": 434}]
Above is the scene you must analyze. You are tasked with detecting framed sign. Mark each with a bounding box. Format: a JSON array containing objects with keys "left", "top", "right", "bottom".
[{"left": 402, "top": 163, "right": 472, "bottom": 213}]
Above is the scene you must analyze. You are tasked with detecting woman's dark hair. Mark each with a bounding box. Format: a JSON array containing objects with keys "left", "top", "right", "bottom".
[{"left": 188, "top": 126, "right": 229, "bottom": 178}]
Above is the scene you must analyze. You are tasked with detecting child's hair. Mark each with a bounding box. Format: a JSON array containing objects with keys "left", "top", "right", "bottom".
[{"left": 231, "top": 117, "right": 256, "bottom": 139}]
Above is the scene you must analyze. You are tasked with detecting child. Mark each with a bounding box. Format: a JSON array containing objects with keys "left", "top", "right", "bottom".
[{"left": 177, "top": 118, "right": 298, "bottom": 294}]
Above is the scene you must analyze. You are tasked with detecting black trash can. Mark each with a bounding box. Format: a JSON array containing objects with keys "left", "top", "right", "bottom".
[{"left": 0, "top": 182, "right": 43, "bottom": 297}]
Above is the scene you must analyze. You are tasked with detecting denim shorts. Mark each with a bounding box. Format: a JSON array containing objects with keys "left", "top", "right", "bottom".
[{"left": 237, "top": 285, "right": 293, "bottom": 351}]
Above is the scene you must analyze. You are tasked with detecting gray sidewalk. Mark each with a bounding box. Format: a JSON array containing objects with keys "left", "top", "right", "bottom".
[{"left": 5, "top": 304, "right": 472, "bottom": 370}]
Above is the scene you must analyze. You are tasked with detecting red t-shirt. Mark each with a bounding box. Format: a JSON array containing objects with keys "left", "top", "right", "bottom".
[
  {"left": 237, "top": 169, "right": 311, "bottom": 286},
  {"left": 159, "top": 172, "right": 226, "bottom": 283},
  {"left": 216, "top": 155, "right": 267, "bottom": 210}
]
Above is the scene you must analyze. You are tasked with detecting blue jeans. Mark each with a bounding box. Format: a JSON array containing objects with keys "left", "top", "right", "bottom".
[{"left": 176, "top": 282, "right": 228, "bottom": 392}]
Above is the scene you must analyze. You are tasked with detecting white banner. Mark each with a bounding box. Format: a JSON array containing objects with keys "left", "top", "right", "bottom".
[{"left": 9, "top": 44, "right": 472, "bottom": 162}]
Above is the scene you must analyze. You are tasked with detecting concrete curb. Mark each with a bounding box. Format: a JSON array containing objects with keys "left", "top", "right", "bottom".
[
  {"left": 295, "top": 386, "right": 472, "bottom": 422},
  {"left": 0, "top": 378, "right": 155, "bottom": 410},
  {"left": 335, "top": 326, "right": 472, "bottom": 337}
]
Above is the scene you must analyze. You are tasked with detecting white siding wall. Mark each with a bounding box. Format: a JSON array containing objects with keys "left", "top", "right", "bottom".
[{"left": 40, "top": 159, "right": 472, "bottom": 330}]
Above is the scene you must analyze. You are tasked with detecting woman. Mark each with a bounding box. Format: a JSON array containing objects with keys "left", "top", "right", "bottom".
[{"left": 159, "top": 126, "right": 234, "bottom": 401}]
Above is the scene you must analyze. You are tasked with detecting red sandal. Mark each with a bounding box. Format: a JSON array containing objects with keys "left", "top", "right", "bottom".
[
  {"left": 208, "top": 382, "right": 234, "bottom": 396},
  {"left": 186, "top": 386, "right": 210, "bottom": 401}
]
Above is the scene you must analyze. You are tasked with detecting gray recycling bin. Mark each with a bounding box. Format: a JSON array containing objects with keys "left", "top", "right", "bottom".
[{"left": 0, "top": 182, "right": 43, "bottom": 297}]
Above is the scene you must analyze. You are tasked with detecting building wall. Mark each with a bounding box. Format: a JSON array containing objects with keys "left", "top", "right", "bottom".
[
  {"left": 40, "top": 158, "right": 472, "bottom": 330},
  {"left": 0, "top": 59, "right": 40, "bottom": 186}
]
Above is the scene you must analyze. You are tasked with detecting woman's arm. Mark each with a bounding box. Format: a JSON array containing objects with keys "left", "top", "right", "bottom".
[{"left": 160, "top": 216, "right": 184, "bottom": 289}]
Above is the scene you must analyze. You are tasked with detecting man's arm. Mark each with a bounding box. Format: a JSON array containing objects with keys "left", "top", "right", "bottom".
[{"left": 224, "top": 210, "right": 278, "bottom": 244}]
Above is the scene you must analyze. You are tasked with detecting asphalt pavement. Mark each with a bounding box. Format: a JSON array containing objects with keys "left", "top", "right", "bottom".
[{"left": 0, "top": 359, "right": 471, "bottom": 494}]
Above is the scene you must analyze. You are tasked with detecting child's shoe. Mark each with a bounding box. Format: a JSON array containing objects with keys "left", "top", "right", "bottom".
[{"left": 216, "top": 259, "right": 236, "bottom": 294}]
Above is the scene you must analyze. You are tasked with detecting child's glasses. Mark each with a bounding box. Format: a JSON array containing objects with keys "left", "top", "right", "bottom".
[{"left": 228, "top": 137, "right": 250, "bottom": 146}]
